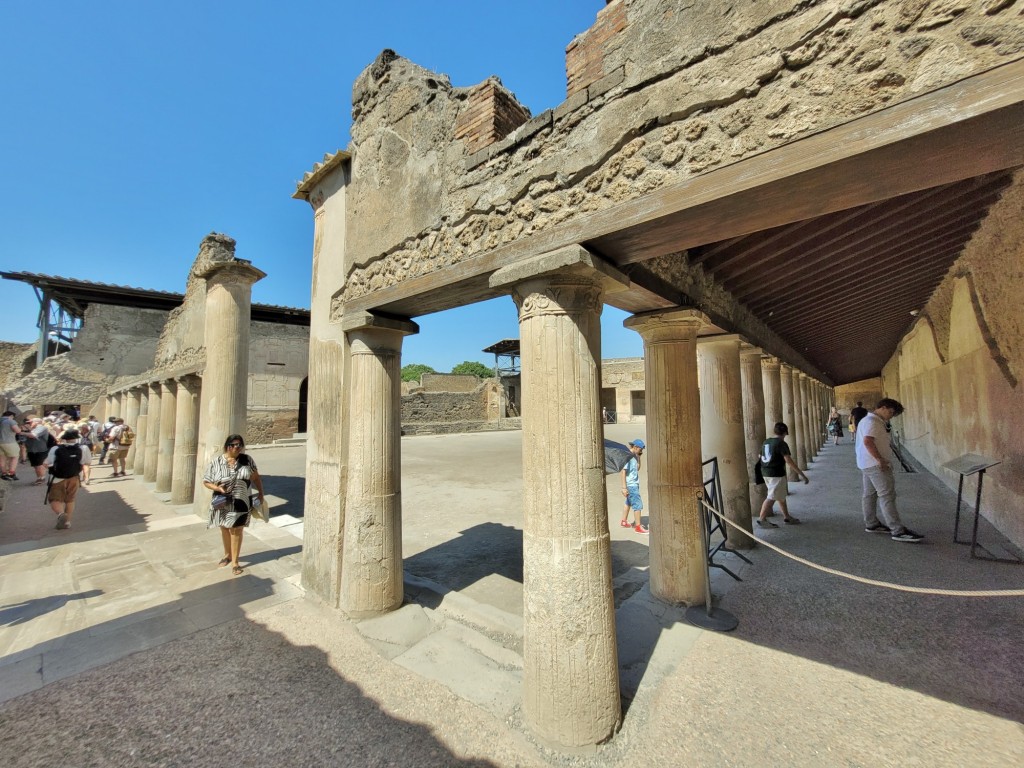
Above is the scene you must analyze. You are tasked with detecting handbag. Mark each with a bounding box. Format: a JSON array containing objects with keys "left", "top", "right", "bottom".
[
  {"left": 211, "top": 493, "right": 231, "bottom": 510},
  {"left": 249, "top": 493, "right": 271, "bottom": 522}
]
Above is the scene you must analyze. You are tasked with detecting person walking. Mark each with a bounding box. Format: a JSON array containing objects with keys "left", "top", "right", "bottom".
[
  {"left": 202, "top": 435, "right": 265, "bottom": 575},
  {"left": 107, "top": 418, "right": 133, "bottom": 477},
  {"left": 44, "top": 428, "right": 90, "bottom": 530},
  {"left": 619, "top": 439, "right": 648, "bottom": 534},
  {"left": 850, "top": 401, "right": 868, "bottom": 436},
  {"left": 856, "top": 398, "right": 924, "bottom": 543},
  {"left": 1, "top": 410, "right": 23, "bottom": 481},
  {"left": 827, "top": 406, "right": 845, "bottom": 445},
  {"left": 757, "top": 422, "right": 807, "bottom": 527},
  {"left": 24, "top": 418, "right": 51, "bottom": 485}
]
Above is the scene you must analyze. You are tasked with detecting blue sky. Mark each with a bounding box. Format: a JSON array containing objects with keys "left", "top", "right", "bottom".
[{"left": 0, "top": 1, "right": 641, "bottom": 372}]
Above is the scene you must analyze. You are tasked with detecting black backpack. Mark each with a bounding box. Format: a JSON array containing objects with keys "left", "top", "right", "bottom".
[{"left": 50, "top": 445, "right": 83, "bottom": 479}]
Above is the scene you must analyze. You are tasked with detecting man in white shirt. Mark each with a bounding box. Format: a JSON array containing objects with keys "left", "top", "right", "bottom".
[{"left": 855, "top": 398, "right": 923, "bottom": 543}]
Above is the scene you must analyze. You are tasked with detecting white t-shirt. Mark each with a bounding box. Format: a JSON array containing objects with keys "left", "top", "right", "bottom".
[{"left": 855, "top": 412, "right": 893, "bottom": 469}]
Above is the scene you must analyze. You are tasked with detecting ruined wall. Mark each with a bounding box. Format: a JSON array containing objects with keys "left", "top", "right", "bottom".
[
  {"left": 883, "top": 170, "right": 1024, "bottom": 548},
  {"left": 340, "top": 0, "right": 1023, "bottom": 323},
  {"left": 0, "top": 342, "right": 35, "bottom": 400},
  {"left": 401, "top": 388, "right": 489, "bottom": 424},
  {"left": 246, "top": 320, "right": 309, "bottom": 443},
  {"left": 420, "top": 373, "right": 482, "bottom": 393}
]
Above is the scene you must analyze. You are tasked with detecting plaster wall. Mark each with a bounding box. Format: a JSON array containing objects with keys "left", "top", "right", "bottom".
[
  {"left": 884, "top": 171, "right": 1024, "bottom": 548},
  {"left": 835, "top": 377, "right": 883, "bottom": 412},
  {"left": 420, "top": 373, "right": 481, "bottom": 393},
  {"left": 246, "top": 321, "right": 310, "bottom": 442}
]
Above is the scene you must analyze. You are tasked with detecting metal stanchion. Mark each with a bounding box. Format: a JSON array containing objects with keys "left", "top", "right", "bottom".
[{"left": 685, "top": 491, "right": 738, "bottom": 631}]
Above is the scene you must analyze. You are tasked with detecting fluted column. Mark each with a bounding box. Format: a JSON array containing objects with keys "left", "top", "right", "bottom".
[
  {"left": 697, "top": 335, "right": 753, "bottom": 548},
  {"left": 791, "top": 370, "right": 807, "bottom": 470},
  {"left": 155, "top": 380, "right": 177, "bottom": 493},
  {"left": 171, "top": 375, "right": 201, "bottom": 504},
  {"left": 338, "top": 312, "right": 417, "bottom": 621},
  {"left": 780, "top": 364, "right": 798, "bottom": 480},
  {"left": 191, "top": 237, "right": 265, "bottom": 517},
  {"left": 493, "top": 246, "right": 624, "bottom": 749},
  {"left": 761, "top": 356, "right": 783, "bottom": 433},
  {"left": 123, "top": 389, "right": 141, "bottom": 470},
  {"left": 133, "top": 387, "right": 150, "bottom": 477},
  {"left": 144, "top": 382, "right": 162, "bottom": 482},
  {"left": 740, "top": 343, "right": 768, "bottom": 526},
  {"left": 797, "top": 373, "right": 811, "bottom": 464},
  {"left": 625, "top": 308, "right": 708, "bottom": 604}
]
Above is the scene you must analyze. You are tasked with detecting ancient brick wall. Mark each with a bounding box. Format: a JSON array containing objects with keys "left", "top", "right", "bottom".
[
  {"left": 453, "top": 78, "right": 531, "bottom": 155},
  {"left": 565, "top": 0, "right": 628, "bottom": 98},
  {"left": 401, "top": 388, "right": 489, "bottom": 424},
  {"left": 420, "top": 373, "right": 483, "bottom": 393}
]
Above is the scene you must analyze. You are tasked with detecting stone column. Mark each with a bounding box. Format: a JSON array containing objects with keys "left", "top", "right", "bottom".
[
  {"left": 779, "top": 364, "right": 798, "bottom": 479},
  {"left": 144, "top": 382, "right": 162, "bottom": 482},
  {"left": 492, "top": 246, "right": 625, "bottom": 749},
  {"left": 697, "top": 335, "right": 753, "bottom": 549},
  {"left": 625, "top": 309, "right": 708, "bottom": 604},
  {"left": 797, "top": 373, "right": 810, "bottom": 464},
  {"left": 338, "top": 312, "right": 417, "bottom": 620},
  {"left": 133, "top": 387, "right": 150, "bottom": 477},
  {"left": 761, "top": 356, "right": 783, "bottom": 434},
  {"left": 192, "top": 237, "right": 265, "bottom": 517},
  {"left": 155, "top": 380, "right": 177, "bottom": 493},
  {"left": 123, "top": 388, "right": 141, "bottom": 469},
  {"left": 791, "top": 370, "right": 807, "bottom": 470},
  {"left": 740, "top": 343, "right": 768, "bottom": 522},
  {"left": 171, "top": 375, "right": 201, "bottom": 504}
]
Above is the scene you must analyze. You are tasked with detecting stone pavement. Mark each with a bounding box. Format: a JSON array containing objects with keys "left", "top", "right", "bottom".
[{"left": 1, "top": 432, "right": 1023, "bottom": 767}]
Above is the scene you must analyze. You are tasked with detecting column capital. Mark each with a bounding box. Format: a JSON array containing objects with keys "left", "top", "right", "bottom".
[
  {"left": 489, "top": 244, "right": 629, "bottom": 295},
  {"left": 697, "top": 333, "right": 741, "bottom": 347},
  {"left": 175, "top": 373, "right": 201, "bottom": 390},
  {"left": 739, "top": 341, "right": 763, "bottom": 358},
  {"left": 341, "top": 311, "right": 418, "bottom": 337},
  {"left": 761, "top": 355, "right": 781, "bottom": 371},
  {"left": 624, "top": 307, "right": 708, "bottom": 342}
]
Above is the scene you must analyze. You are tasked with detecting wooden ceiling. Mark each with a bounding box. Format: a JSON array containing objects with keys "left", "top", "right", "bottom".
[{"left": 677, "top": 171, "right": 1014, "bottom": 384}]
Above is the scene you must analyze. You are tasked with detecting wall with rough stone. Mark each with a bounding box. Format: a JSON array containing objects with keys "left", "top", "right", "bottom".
[
  {"left": 339, "top": 0, "right": 1022, "bottom": 343},
  {"left": 882, "top": 170, "right": 1024, "bottom": 548},
  {"left": 601, "top": 357, "right": 645, "bottom": 422},
  {"left": 246, "top": 320, "right": 309, "bottom": 442},
  {"left": 401, "top": 386, "right": 489, "bottom": 424},
  {"left": 420, "top": 373, "right": 483, "bottom": 393}
]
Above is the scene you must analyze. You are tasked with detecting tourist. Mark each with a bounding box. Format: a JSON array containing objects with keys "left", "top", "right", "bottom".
[
  {"left": 827, "top": 406, "right": 845, "bottom": 445},
  {"left": 849, "top": 401, "right": 868, "bottom": 435},
  {"left": 856, "top": 398, "right": 923, "bottom": 543},
  {"left": 98, "top": 416, "right": 116, "bottom": 463},
  {"left": 0, "top": 410, "right": 22, "bottom": 481},
  {"left": 45, "top": 428, "right": 89, "bottom": 530},
  {"left": 202, "top": 434, "right": 264, "bottom": 575},
  {"left": 107, "top": 417, "right": 133, "bottom": 477},
  {"left": 756, "top": 422, "right": 807, "bottom": 528},
  {"left": 25, "top": 418, "right": 52, "bottom": 485},
  {"left": 76, "top": 417, "right": 94, "bottom": 485},
  {"left": 619, "top": 439, "right": 649, "bottom": 534}
]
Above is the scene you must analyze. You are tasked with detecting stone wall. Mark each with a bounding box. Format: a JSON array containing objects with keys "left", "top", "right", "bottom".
[
  {"left": 882, "top": 170, "right": 1024, "bottom": 548},
  {"left": 401, "top": 387, "right": 489, "bottom": 424},
  {"left": 339, "top": 0, "right": 1022, "bottom": 330},
  {"left": 420, "top": 373, "right": 483, "bottom": 393},
  {"left": 835, "top": 377, "right": 883, "bottom": 412},
  {"left": 246, "top": 320, "right": 309, "bottom": 442}
]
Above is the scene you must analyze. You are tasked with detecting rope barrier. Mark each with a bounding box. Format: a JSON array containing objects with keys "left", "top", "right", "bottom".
[{"left": 701, "top": 499, "right": 1024, "bottom": 598}]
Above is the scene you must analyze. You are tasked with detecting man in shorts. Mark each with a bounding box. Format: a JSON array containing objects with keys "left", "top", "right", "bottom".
[
  {"left": 0, "top": 410, "right": 23, "bottom": 481},
  {"left": 45, "top": 428, "right": 91, "bottom": 530},
  {"left": 757, "top": 422, "right": 808, "bottom": 527}
]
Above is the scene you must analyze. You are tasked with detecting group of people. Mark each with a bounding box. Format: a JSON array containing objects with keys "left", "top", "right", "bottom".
[
  {"left": 756, "top": 398, "right": 923, "bottom": 543},
  {"left": 3, "top": 407, "right": 266, "bottom": 567}
]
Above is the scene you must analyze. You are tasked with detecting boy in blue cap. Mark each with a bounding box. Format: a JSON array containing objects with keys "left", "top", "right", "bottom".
[{"left": 619, "top": 439, "right": 648, "bottom": 534}]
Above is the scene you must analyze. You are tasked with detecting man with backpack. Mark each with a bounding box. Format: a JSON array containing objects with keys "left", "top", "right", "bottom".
[
  {"left": 44, "top": 428, "right": 91, "bottom": 530},
  {"left": 108, "top": 418, "right": 134, "bottom": 477}
]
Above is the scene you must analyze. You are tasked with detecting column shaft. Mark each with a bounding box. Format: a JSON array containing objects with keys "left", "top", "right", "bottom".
[
  {"left": 155, "top": 380, "right": 177, "bottom": 493},
  {"left": 698, "top": 337, "right": 753, "bottom": 548},
  {"left": 780, "top": 365, "right": 798, "bottom": 479},
  {"left": 123, "top": 389, "right": 141, "bottom": 469},
  {"left": 144, "top": 383, "right": 162, "bottom": 482},
  {"left": 740, "top": 344, "right": 768, "bottom": 527},
  {"left": 134, "top": 388, "right": 150, "bottom": 477},
  {"left": 625, "top": 310, "right": 707, "bottom": 604},
  {"left": 171, "top": 376, "right": 201, "bottom": 504},
  {"left": 512, "top": 275, "right": 620, "bottom": 748},
  {"left": 339, "top": 316, "right": 416, "bottom": 619}
]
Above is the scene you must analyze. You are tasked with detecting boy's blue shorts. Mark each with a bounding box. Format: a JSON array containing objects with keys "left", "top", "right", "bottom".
[{"left": 625, "top": 486, "right": 643, "bottom": 511}]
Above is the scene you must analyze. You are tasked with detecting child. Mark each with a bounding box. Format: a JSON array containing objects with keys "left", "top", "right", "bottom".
[{"left": 619, "top": 439, "right": 649, "bottom": 534}]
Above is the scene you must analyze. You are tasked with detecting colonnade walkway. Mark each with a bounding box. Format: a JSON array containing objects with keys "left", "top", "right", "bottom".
[{"left": 1, "top": 429, "right": 1022, "bottom": 766}]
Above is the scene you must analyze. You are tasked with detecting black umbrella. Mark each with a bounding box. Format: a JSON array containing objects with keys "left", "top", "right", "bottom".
[{"left": 603, "top": 439, "right": 633, "bottom": 475}]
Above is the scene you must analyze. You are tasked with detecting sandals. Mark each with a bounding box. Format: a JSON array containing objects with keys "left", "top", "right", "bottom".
[
  {"left": 217, "top": 557, "right": 231, "bottom": 567},
  {"left": 231, "top": 565, "right": 244, "bottom": 576},
  {"left": 33, "top": 478, "right": 45, "bottom": 486},
  {"left": 784, "top": 517, "right": 801, "bottom": 524}
]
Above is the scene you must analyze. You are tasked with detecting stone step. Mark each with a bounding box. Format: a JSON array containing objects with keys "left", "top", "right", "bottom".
[{"left": 272, "top": 436, "right": 307, "bottom": 446}]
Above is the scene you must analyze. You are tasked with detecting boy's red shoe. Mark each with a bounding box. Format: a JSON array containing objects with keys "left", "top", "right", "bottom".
[
  {"left": 620, "top": 520, "right": 632, "bottom": 528},
  {"left": 634, "top": 524, "right": 649, "bottom": 534}
]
